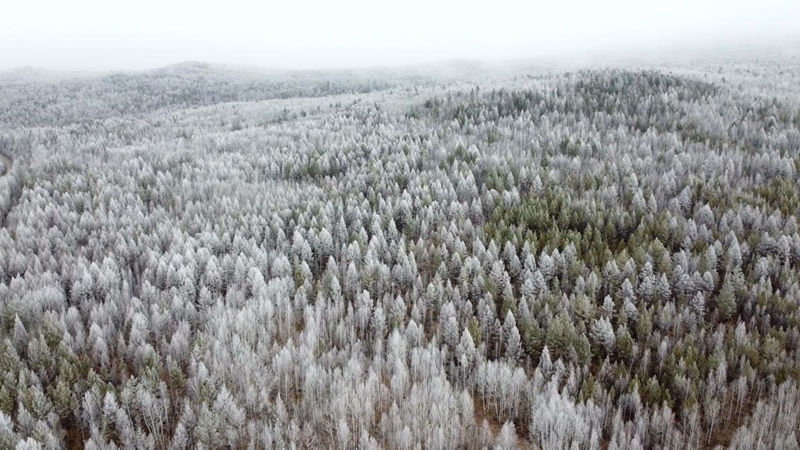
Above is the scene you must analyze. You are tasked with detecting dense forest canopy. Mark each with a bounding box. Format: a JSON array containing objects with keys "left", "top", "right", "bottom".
[{"left": 0, "top": 57, "right": 799, "bottom": 448}]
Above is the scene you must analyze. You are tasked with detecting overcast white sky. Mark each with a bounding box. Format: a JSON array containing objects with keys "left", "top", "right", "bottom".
[{"left": 1, "top": 0, "right": 799, "bottom": 71}]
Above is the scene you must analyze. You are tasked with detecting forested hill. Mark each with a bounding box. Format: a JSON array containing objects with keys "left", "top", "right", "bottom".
[{"left": 0, "top": 62, "right": 404, "bottom": 128}]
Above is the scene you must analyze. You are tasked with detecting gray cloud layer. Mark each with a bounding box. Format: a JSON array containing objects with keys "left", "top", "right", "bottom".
[{"left": 2, "top": 0, "right": 799, "bottom": 70}]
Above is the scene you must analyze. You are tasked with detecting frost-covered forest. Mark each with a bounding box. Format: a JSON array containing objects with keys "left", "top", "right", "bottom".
[{"left": 1, "top": 58, "right": 800, "bottom": 449}]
